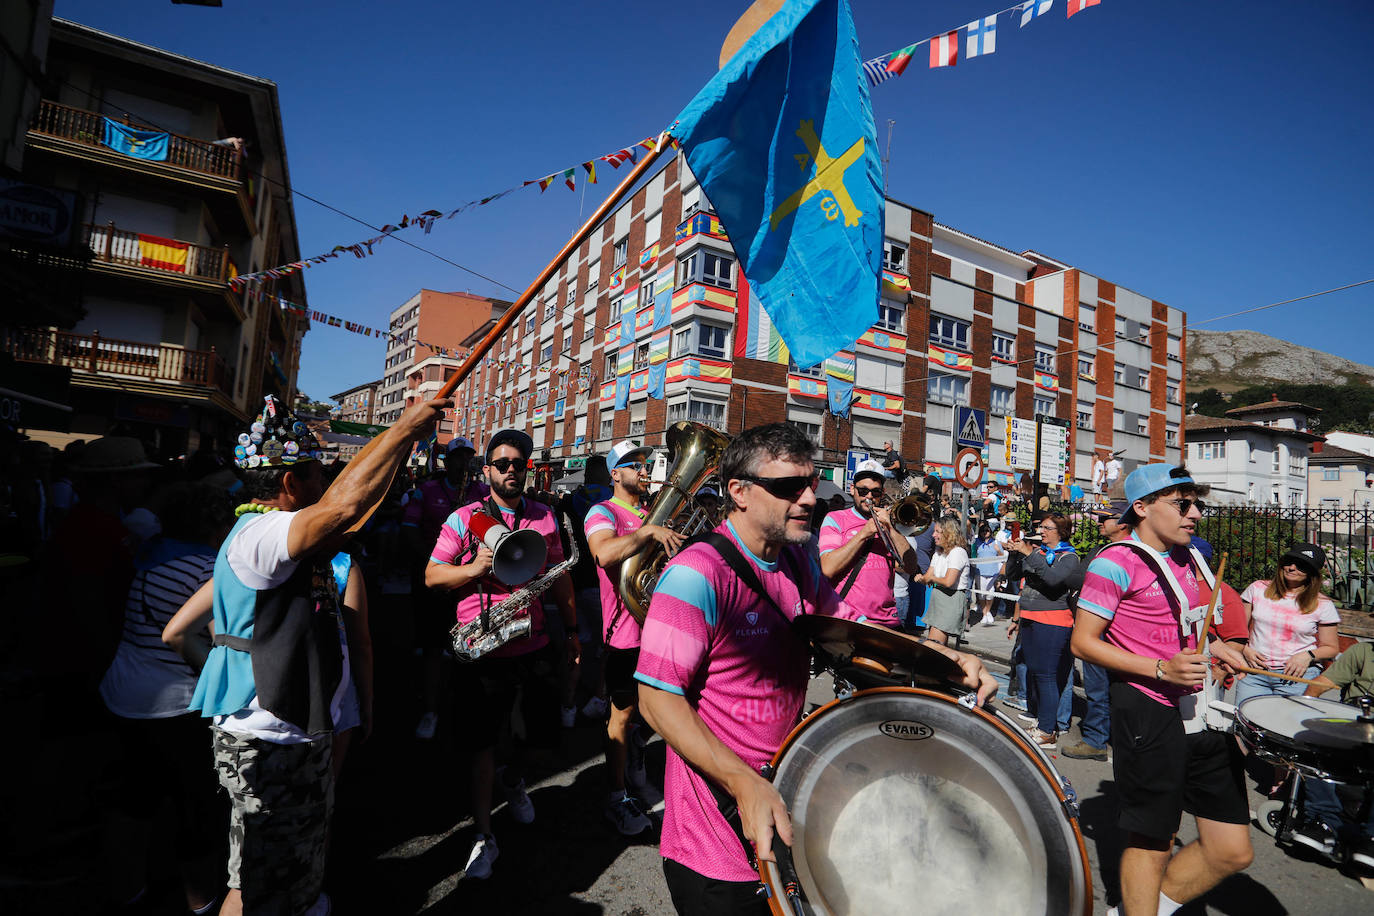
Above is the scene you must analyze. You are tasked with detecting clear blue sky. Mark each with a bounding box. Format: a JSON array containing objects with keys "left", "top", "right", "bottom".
[{"left": 53, "top": 0, "right": 1374, "bottom": 402}]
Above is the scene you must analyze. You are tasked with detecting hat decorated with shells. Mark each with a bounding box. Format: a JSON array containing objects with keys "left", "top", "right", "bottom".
[{"left": 232, "top": 395, "right": 324, "bottom": 470}]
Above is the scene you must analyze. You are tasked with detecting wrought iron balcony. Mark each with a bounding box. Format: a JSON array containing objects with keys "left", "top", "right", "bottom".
[{"left": 2, "top": 327, "right": 233, "bottom": 397}]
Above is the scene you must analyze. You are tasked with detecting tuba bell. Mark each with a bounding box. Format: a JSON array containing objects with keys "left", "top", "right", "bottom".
[
  {"left": 888, "top": 490, "right": 935, "bottom": 538},
  {"left": 617, "top": 421, "right": 729, "bottom": 622}
]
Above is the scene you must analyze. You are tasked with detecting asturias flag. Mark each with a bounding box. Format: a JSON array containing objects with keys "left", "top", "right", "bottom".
[{"left": 670, "top": 0, "right": 883, "bottom": 369}]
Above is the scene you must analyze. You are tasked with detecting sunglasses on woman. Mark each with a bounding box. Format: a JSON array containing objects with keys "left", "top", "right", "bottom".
[
  {"left": 488, "top": 457, "right": 527, "bottom": 473},
  {"left": 740, "top": 474, "right": 819, "bottom": 502}
]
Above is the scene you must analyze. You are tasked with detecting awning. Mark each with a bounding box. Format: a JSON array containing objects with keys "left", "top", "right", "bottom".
[
  {"left": 0, "top": 356, "right": 72, "bottom": 432},
  {"left": 318, "top": 430, "right": 370, "bottom": 446}
]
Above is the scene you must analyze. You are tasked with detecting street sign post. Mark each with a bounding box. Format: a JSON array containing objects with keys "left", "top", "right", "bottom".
[
  {"left": 1005, "top": 415, "right": 1039, "bottom": 472},
  {"left": 845, "top": 448, "right": 871, "bottom": 489},
  {"left": 1037, "top": 416, "right": 1071, "bottom": 486},
  {"left": 955, "top": 447, "right": 985, "bottom": 490}
]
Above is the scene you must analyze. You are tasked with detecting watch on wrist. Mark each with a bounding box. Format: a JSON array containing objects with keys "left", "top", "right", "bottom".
[{"left": 1155, "top": 658, "right": 1166, "bottom": 682}]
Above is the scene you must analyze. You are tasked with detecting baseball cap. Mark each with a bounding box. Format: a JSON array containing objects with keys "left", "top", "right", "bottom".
[
  {"left": 853, "top": 458, "right": 886, "bottom": 484},
  {"left": 445, "top": 436, "right": 475, "bottom": 454},
  {"left": 1191, "top": 536, "right": 1214, "bottom": 561},
  {"left": 485, "top": 428, "right": 533, "bottom": 461},
  {"left": 1279, "top": 541, "right": 1325, "bottom": 577},
  {"left": 606, "top": 439, "right": 653, "bottom": 469},
  {"left": 1088, "top": 499, "right": 1129, "bottom": 520},
  {"left": 697, "top": 485, "right": 719, "bottom": 497},
  {"left": 1121, "top": 463, "right": 1195, "bottom": 524}
]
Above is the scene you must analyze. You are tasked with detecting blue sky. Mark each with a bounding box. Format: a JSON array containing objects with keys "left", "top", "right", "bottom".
[{"left": 52, "top": 0, "right": 1374, "bottom": 401}]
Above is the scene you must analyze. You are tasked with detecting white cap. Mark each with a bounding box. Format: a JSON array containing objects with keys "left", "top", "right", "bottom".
[
  {"left": 853, "top": 458, "right": 886, "bottom": 484},
  {"left": 607, "top": 439, "right": 653, "bottom": 469}
]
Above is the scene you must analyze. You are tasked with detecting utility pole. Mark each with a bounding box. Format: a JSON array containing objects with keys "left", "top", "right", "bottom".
[{"left": 883, "top": 119, "right": 895, "bottom": 194}]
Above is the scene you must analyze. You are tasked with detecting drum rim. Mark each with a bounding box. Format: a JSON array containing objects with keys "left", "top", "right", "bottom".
[{"left": 758, "top": 686, "right": 1093, "bottom": 916}]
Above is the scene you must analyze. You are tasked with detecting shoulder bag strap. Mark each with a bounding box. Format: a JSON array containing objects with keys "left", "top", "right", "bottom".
[
  {"left": 838, "top": 538, "right": 874, "bottom": 599},
  {"left": 700, "top": 532, "right": 798, "bottom": 630}
]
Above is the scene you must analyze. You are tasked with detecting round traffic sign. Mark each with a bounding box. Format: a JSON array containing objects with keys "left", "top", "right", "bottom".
[{"left": 955, "top": 447, "right": 984, "bottom": 489}]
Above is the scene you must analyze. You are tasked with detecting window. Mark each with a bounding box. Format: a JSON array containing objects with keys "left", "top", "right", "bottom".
[
  {"left": 675, "top": 321, "right": 729, "bottom": 359},
  {"left": 788, "top": 418, "right": 822, "bottom": 445},
  {"left": 1291, "top": 453, "right": 1305, "bottom": 476},
  {"left": 1077, "top": 402, "right": 1093, "bottom": 430},
  {"left": 875, "top": 300, "right": 905, "bottom": 332},
  {"left": 1034, "top": 395, "right": 1056, "bottom": 418},
  {"left": 566, "top": 283, "right": 577, "bottom": 307},
  {"left": 1272, "top": 447, "right": 1282, "bottom": 473},
  {"left": 668, "top": 397, "right": 727, "bottom": 429},
  {"left": 608, "top": 296, "right": 623, "bottom": 323},
  {"left": 1166, "top": 425, "right": 1178, "bottom": 446},
  {"left": 562, "top": 334, "right": 572, "bottom": 356},
  {"left": 883, "top": 239, "right": 907, "bottom": 271},
  {"left": 789, "top": 359, "right": 823, "bottom": 379},
  {"left": 1113, "top": 366, "right": 1123, "bottom": 384},
  {"left": 1077, "top": 357, "right": 1094, "bottom": 379},
  {"left": 1196, "top": 441, "right": 1225, "bottom": 460},
  {"left": 634, "top": 342, "right": 650, "bottom": 370},
  {"left": 1136, "top": 417, "right": 1149, "bottom": 435},
  {"left": 1078, "top": 305, "right": 1096, "bottom": 332},
  {"left": 1137, "top": 370, "right": 1149, "bottom": 388},
  {"left": 1167, "top": 384, "right": 1178, "bottom": 403},
  {"left": 599, "top": 418, "right": 614, "bottom": 439},
  {"left": 583, "top": 321, "right": 594, "bottom": 342},
  {"left": 639, "top": 280, "right": 657, "bottom": 310},
  {"left": 613, "top": 237, "right": 628, "bottom": 267},
  {"left": 990, "top": 385, "right": 1014, "bottom": 417},
  {"left": 541, "top": 342, "right": 553, "bottom": 362},
  {"left": 603, "top": 353, "right": 618, "bottom": 379},
  {"left": 928, "top": 313, "right": 969, "bottom": 350},
  {"left": 928, "top": 371, "right": 969, "bottom": 406},
  {"left": 630, "top": 418, "right": 646, "bottom": 436},
  {"left": 679, "top": 250, "right": 734, "bottom": 289},
  {"left": 534, "top": 385, "right": 548, "bottom": 405},
  {"left": 1115, "top": 317, "right": 1128, "bottom": 339},
  {"left": 1034, "top": 345, "right": 1056, "bottom": 373},
  {"left": 543, "top": 297, "right": 557, "bottom": 320},
  {"left": 992, "top": 332, "right": 1015, "bottom": 362},
  {"left": 1323, "top": 468, "right": 1340, "bottom": 481},
  {"left": 525, "top": 314, "right": 536, "bottom": 333}
]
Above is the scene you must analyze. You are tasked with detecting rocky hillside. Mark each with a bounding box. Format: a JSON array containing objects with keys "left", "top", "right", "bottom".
[{"left": 1186, "top": 329, "right": 1374, "bottom": 393}]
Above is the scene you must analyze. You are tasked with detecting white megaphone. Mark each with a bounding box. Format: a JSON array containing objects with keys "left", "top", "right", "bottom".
[{"left": 467, "top": 512, "right": 548, "bottom": 586}]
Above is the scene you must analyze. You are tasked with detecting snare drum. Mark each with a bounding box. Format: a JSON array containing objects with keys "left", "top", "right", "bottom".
[
  {"left": 758, "top": 687, "right": 1091, "bottom": 915},
  {"left": 1233, "top": 695, "right": 1368, "bottom": 782}
]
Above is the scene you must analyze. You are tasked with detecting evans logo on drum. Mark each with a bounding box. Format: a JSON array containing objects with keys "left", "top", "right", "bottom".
[{"left": 878, "top": 720, "right": 934, "bottom": 741}]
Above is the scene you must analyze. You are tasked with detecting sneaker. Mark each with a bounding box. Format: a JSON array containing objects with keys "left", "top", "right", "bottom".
[
  {"left": 414, "top": 712, "right": 438, "bottom": 741},
  {"left": 1017, "top": 711, "right": 1037, "bottom": 725},
  {"left": 1061, "top": 740, "right": 1109, "bottom": 761},
  {"left": 1002, "top": 694, "right": 1028, "bottom": 713},
  {"left": 980, "top": 613, "right": 996, "bottom": 627},
  {"left": 581, "top": 695, "right": 609, "bottom": 720},
  {"left": 1029, "top": 728, "right": 1058, "bottom": 749},
  {"left": 464, "top": 833, "right": 499, "bottom": 879},
  {"left": 605, "top": 793, "right": 652, "bottom": 836},
  {"left": 560, "top": 705, "right": 577, "bottom": 728},
  {"left": 498, "top": 771, "right": 535, "bottom": 824},
  {"left": 1291, "top": 819, "right": 1338, "bottom": 857},
  {"left": 631, "top": 780, "right": 664, "bottom": 810},
  {"left": 1351, "top": 837, "right": 1374, "bottom": 870}
]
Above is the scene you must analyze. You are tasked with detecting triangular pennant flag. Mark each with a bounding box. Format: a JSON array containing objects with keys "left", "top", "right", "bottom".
[{"left": 583, "top": 160, "right": 597, "bottom": 184}]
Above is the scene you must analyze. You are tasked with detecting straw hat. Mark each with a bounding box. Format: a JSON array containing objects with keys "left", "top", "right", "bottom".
[{"left": 67, "top": 436, "right": 160, "bottom": 473}]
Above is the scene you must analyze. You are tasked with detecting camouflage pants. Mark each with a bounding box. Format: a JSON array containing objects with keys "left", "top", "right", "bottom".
[{"left": 212, "top": 728, "right": 333, "bottom": 916}]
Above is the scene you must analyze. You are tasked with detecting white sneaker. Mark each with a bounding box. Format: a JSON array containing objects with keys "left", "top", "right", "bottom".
[
  {"left": 414, "top": 711, "right": 438, "bottom": 740},
  {"left": 499, "top": 772, "right": 535, "bottom": 824},
  {"left": 1017, "top": 711, "right": 1037, "bottom": 724},
  {"left": 1029, "top": 727, "right": 1059, "bottom": 749},
  {"left": 605, "top": 793, "right": 652, "bottom": 836},
  {"left": 581, "top": 696, "right": 609, "bottom": 719},
  {"left": 464, "top": 834, "right": 499, "bottom": 879},
  {"left": 980, "top": 613, "right": 995, "bottom": 627},
  {"left": 560, "top": 705, "right": 577, "bottom": 728}
]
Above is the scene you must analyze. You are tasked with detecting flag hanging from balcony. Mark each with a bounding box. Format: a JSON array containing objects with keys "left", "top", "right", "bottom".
[
  {"left": 615, "top": 375, "right": 630, "bottom": 410},
  {"left": 138, "top": 234, "right": 188, "bottom": 272},
  {"left": 668, "top": 0, "right": 882, "bottom": 369},
  {"left": 648, "top": 362, "right": 666, "bottom": 399},
  {"left": 734, "top": 276, "right": 790, "bottom": 364},
  {"left": 102, "top": 119, "right": 169, "bottom": 161},
  {"left": 825, "top": 350, "right": 856, "bottom": 417}
]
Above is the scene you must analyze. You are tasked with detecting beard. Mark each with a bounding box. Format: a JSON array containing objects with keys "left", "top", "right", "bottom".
[
  {"left": 492, "top": 476, "right": 523, "bottom": 500},
  {"left": 761, "top": 513, "right": 811, "bottom": 547}
]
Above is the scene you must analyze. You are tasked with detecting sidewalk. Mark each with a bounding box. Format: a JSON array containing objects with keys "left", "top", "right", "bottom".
[{"left": 950, "top": 612, "right": 1017, "bottom": 668}]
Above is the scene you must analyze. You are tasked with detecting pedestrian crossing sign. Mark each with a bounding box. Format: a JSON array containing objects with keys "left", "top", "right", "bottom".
[{"left": 956, "top": 407, "right": 986, "bottom": 450}]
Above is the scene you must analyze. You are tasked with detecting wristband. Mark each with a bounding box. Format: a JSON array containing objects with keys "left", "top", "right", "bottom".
[{"left": 1155, "top": 658, "right": 1166, "bottom": 682}]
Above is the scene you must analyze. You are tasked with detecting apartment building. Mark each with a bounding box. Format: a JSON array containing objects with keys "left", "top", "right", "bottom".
[
  {"left": 450, "top": 153, "right": 1185, "bottom": 488},
  {"left": 0, "top": 18, "right": 308, "bottom": 458},
  {"left": 1184, "top": 397, "right": 1323, "bottom": 505}
]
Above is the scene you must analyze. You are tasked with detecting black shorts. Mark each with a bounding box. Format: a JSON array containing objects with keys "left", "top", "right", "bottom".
[
  {"left": 663, "top": 857, "right": 769, "bottom": 916},
  {"left": 604, "top": 647, "right": 641, "bottom": 710},
  {"left": 1109, "top": 681, "right": 1249, "bottom": 841},
  {"left": 451, "top": 644, "right": 560, "bottom": 752}
]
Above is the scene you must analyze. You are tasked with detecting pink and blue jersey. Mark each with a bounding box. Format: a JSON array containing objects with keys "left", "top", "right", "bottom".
[
  {"left": 402, "top": 477, "right": 488, "bottom": 544},
  {"left": 584, "top": 497, "right": 646, "bottom": 649},
  {"left": 1077, "top": 535, "right": 1202, "bottom": 707},
  {"left": 635, "top": 521, "right": 860, "bottom": 882},
  {"left": 817, "top": 506, "right": 898, "bottom": 627},
  {"left": 429, "top": 498, "right": 564, "bottom": 659}
]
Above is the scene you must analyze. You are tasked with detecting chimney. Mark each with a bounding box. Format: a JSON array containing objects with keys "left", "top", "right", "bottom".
[{"left": 1271, "top": 392, "right": 1278, "bottom": 402}]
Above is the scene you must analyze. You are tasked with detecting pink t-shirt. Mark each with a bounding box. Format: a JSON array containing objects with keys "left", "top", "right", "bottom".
[
  {"left": 816, "top": 507, "right": 898, "bottom": 627},
  {"left": 635, "top": 520, "right": 861, "bottom": 882},
  {"left": 402, "top": 477, "right": 489, "bottom": 544},
  {"left": 585, "top": 497, "right": 647, "bottom": 649},
  {"left": 1077, "top": 536, "right": 1202, "bottom": 707},
  {"left": 1240, "top": 580, "right": 1339, "bottom": 668},
  {"left": 429, "top": 498, "right": 564, "bottom": 658}
]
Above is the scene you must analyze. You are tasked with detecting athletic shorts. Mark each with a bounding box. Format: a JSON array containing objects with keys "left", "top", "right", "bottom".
[
  {"left": 663, "top": 857, "right": 769, "bottom": 916},
  {"left": 1108, "top": 681, "right": 1249, "bottom": 841},
  {"left": 212, "top": 728, "right": 332, "bottom": 913},
  {"left": 451, "top": 644, "right": 560, "bottom": 752},
  {"left": 604, "top": 647, "right": 641, "bottom": 710}
]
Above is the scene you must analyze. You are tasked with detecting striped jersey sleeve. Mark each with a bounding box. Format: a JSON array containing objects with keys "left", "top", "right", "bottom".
[
  {"left": 816, "top": 514, "right": 844, "bottom": 554},
  {"left": 584, "top": 504, "right": 617, "bottom": 537},
  {"left": 1077, "top": 550, "right": 1134, "bottom": 620},
  {"left": 430, "top": 511, "right": 468, "bottom": 565},
  {"left": 634, "top": 559, "right": 716, "bottom": 696}
]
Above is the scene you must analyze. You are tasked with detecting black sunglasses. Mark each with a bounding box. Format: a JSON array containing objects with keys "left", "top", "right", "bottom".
[
  {"left": 740, "top": 473, "right": 819, "bottom": 502},
  {"left": 854, "top": 485, "right": 884, "bottom": 498},
  {"left": 488, "top": 457, "right": 527, "bottom": 473},
  {"left": 1161, "top": 496, "right": 1205, "bottom": 514}
]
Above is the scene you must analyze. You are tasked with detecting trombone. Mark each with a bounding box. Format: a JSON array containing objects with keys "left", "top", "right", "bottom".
[{"left": 860, "top": 490, "right": 934, "bottom": 557}]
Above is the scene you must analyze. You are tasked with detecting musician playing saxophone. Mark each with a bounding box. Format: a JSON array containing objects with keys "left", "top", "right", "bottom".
[
  {"left": 425, "top": 428, "right": 578, "bottom": 881},
  {"left": 816, "top": 458, "right": 922, "bottom": 628},
  {"left": 585, "top": 439, "right": 684, "bottom": 837}
]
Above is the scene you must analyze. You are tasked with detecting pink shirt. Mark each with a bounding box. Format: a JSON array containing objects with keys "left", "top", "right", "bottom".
[
  {"left": 402, "top": 477, "right": 489, "bottom": 544},
  {"left": 584, "top": 497, "right": 646, "bottom": 649},
  {"left": 1077, "top": 536, "right": 1202, "bottom": 707},
  {"left": 429, "top": 498, "right": 564, "bottom": 658},
  {"left": 1241, "top": 580, "right": 1339, "bottom": 668},
  {"left": 635, "top": 521, "right": 860, "bottom": 882},
  {"left": 817, "top": 507, "right": 898, "bottom": 627}
]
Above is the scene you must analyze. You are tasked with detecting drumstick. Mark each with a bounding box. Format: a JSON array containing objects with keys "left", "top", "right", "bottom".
[
  {"left": 1194, "top": 552, "right": 1228, "bottom": 655},
  {"left": 1231, "top": 665, "right": 1326, "bottom": 688}
]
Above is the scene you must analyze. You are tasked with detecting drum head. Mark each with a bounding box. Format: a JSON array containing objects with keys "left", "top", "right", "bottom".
[
  {"left": 1237, "top": 696, "right": 1359, "bottom": 748},
  {"left": 762, "top": 689, "right": 1088, "bottom": 916}
]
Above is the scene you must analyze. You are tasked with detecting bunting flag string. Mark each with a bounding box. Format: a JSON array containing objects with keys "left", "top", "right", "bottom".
[{"left": 229, "top": 134, "right": 679, "bottom": 291}]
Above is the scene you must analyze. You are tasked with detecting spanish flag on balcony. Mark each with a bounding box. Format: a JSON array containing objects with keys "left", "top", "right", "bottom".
[
  {"left": 858, "top": 327, "right": 906, "bottom": 354},
  {"left": 1035, "top": 371, "right": 1059, "bottom": 392},
  {"left": 630, "top": 370, "right": 650, "bottom": 393},
  {"left": 139, "top": 234, "right": 189, "bottom": 272},
  {"left": 928, "top": 344, "right": 973, "bottom": 371},
  {"left": 855, "top": 389, "right": 903, "bottom": 415},
  {"left": 881, "top": 269, "right": 911, "bottom": 298},
  {"left": 788, "top": 374, "right": 828, "bottom": 399},
  {"left": 600, "top": 381, "right": 616, "bottom": 403}
]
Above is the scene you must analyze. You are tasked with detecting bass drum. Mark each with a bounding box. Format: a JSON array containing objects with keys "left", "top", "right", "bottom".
[{"left": 759, "top": 688, "right": 1091, "bottom": 916}]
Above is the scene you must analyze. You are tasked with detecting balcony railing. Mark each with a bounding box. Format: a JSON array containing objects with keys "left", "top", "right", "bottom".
[
  {"left": 29, "top": 99, "right": 244, "bottom": 181},
  {"left": 3, "top": 327, "right": 233, "bottom": 395},
  {"left": 84, "top": 222, "right": 235, "bottom": 282}
]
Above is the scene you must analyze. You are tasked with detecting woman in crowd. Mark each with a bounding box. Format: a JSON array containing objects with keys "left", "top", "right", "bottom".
[
  {"left": 1236, "top": 542, "right": 1340, "bottom": 705},
  {"left": 918, "top": 517, "right": 970, "bottom": 645},
  {"left": 972, "top": 522, "right": 1004, "bottom": 627},
  {"left": 1005, "top": 513, "right": 1082, "bottom": 748}
]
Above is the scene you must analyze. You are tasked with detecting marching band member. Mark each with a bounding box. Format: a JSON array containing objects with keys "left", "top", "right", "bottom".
[
  {"left": 584, "top": 440, "right": 684, "bottom": 836},
  {"left": 425, "top": 429, "right": 578, "bottom": 880},
  {"left": 635, "top": 424, "right": 995, "bottom": 916},
  {"left": 816, "top": 458, "right": 920, "bottom": 628}
]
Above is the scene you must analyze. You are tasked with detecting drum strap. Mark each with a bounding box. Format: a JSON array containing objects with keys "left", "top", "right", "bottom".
[
  {"left": 700, "top": 532, "right": 802, "bottom": 633},
  {"left": 838, "top": 539, "right": 874, "bottom": 599}
]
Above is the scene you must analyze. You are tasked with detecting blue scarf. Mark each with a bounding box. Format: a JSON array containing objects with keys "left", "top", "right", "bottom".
[{"left": 1041, "top": 541, "right": 1076, "bottom": 565}]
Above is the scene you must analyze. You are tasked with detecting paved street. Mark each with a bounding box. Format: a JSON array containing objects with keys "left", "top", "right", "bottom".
[{"left": 316, "top": 619, "right": 1374, "bottom": 915}]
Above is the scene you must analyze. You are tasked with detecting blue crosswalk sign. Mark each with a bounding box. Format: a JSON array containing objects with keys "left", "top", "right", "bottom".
[{"left": 956, "top": 407, "right": 986, "bottom": 449}]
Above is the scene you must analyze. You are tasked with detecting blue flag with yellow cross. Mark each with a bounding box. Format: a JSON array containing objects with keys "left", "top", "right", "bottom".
[{"left": 670, "top": 0, "right": 882, "bottom": 369}]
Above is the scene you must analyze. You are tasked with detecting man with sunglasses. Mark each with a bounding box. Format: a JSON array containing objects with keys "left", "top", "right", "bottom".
[
  {"left": 816, "top": 458, "right": 922, "bottom": 629},
  {"left": 585, "top": 440, "right": 684, "bottom": 836},
  {"left": 426, "top": 428, "right": 578, "bottom": 880},
  {"left": 1072, "top": 465, "right": 1252, "bottom": 916},
  {"left": 635, "top": 424, "right": 995, "bottom": 915}
]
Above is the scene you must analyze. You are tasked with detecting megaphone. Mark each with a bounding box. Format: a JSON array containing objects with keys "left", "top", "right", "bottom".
[{"left": 467, "top": 512, "right": 548, "bottom": 586}]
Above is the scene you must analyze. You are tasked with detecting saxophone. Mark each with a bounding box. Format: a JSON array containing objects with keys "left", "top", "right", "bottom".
[
  {"left": 618, "top": 421, "right": 730, "bottom": 622},
  {"left": 450, "top": 514, "right": 579, "bottom": 662}
]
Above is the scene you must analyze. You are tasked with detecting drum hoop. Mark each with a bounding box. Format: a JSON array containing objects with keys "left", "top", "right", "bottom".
[{"left": 760, "top": 686, "right": 1093, "bottom": 916}]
